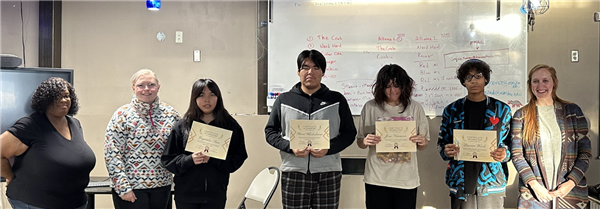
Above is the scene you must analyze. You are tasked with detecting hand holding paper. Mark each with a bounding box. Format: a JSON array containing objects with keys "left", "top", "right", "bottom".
[
  {"left": 185, "top": 121, "right": 233, "bottom": 160},
  {"left": 444, "top": 144, "right": 460, "bottom": 158},
  {"left": 410, "top": 135, "right": 428, "bottom": 150},
  {"left": 310, "top": 148, "right": 328, "bottom": 158},
  {"left": 375, "top": 121, "right": 417, "bottom": 153},
  {"left": 362, "top": 134, "right": 381, "bottom": 146},
  {"left": 453, "top": 130, "right": 497, "bottom": 162},
  {"left": 289, "top": 120, "right": 330, "bottom": 150},
  {"left": 490, "top": 147, "right": 506, "bottom": 162},
  {"left": 191, "top": 151, "right": 210, "bottom": 165},
  {"left": 293, "top": 147, "right": 310, "bottom": 157}
]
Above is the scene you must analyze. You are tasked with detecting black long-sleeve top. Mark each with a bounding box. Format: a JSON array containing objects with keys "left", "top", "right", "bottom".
[{"left": 161, "top": 117, "right": 247, "bottom": 203}]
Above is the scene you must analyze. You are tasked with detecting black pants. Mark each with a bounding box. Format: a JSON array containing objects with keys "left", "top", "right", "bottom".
[
  {"left": 365, "top": 183, "right": 417, "bottom": 209},
  {"left": 111, "top": 186, "right": 171, "bottom": 209},
  {"left": 174, "top": 201, "right": 226, "bottom": 209}
]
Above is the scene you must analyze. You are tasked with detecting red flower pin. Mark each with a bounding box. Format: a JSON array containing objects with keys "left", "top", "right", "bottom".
[{"left": 490, "top": 116, "right": 499, "bottom": 125}]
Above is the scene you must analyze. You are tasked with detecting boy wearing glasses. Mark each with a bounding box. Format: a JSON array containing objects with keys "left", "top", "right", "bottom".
[
  {"left": 265, "top": 49, "right": 357, "bottom": 209},
  {"left": 437, "top": 59, "right": 512, "bottom": 209}
]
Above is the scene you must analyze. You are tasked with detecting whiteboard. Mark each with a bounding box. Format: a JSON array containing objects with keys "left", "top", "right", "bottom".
[{"left": 268, "top": 0, "right": 527, "bottom": 116}]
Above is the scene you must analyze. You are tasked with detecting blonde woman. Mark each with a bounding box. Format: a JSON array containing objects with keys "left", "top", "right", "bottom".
[{"left": 105, "top": 69, "right": 181, "bottom": 209}]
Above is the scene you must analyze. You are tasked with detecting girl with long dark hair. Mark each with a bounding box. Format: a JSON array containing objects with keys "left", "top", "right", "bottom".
[{"left": 162, "top": 78, "right": 247, "bottom": 209}]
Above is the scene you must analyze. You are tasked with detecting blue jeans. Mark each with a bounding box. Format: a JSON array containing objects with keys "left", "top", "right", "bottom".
[{"left": 8, "top": 198, "right": 87, "bottom": 209}]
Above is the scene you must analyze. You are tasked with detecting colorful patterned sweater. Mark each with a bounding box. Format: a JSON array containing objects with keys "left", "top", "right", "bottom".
[
  {"left": 511, "top": 102, "right": 591, "bottom": 209},
  {"left": 105, "top": 97, "right": 181, "bottom": 196},
  {"left": 437, "top": 96, "right": 512, "bottom": 200}
]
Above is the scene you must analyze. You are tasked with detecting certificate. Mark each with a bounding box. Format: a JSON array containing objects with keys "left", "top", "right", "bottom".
[
  {"left": 185, "top": 121, "right": 232, "bottom": 160},
  {"left": 453, "top": 129, "right": 497, "bottom": 163},
  {"left": 289, "top": 120, "right": 330, "bottom": 149},
  {"left": 375, "top": 121, "right": 416, "bottom": 153}
]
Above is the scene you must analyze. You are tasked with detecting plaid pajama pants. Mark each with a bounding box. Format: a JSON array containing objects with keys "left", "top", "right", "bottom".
[{"left": 281, "top": 171, "right": 342, "bottom": 209}]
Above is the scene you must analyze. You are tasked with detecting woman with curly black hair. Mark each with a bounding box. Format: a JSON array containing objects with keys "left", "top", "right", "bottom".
[{"left": 0, "top": 77, "right": 96, "bottom": 209}]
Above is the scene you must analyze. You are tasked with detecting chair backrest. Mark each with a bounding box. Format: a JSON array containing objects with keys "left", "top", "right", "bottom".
[{"left": 239, "top": 166, "right": 280, "bottom": 209}]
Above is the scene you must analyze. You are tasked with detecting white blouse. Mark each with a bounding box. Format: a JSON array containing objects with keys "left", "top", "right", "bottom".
[{"left": 537, "top": 105, "right": 562, "bottom": 189}]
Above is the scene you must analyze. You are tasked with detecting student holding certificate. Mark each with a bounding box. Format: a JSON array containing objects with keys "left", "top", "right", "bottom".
[
  {"left": 265, "top": 50, "right": 357, "bottom": 209},
  {"left": 437, "top": 59, "right": 512, "bottom": 209},
  {"left": 162, "top": 79, "right": 247, "bottom": 209},
  {"left": 511, "top": 64, "right": 591, "bottom": 209},
  {"left": 356, "top": 64, "right": 429, "bottom": 209}
]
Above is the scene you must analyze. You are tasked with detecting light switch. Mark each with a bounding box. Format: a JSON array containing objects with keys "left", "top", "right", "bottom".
[
  {"left": 571, "top": 50, "right": 579, "bottom": 63},
  {"left": 194, "top": 50, "right": 201, "bottom": 62},
  {"left": 175, "top": 31, "right": 183, "bottom": 43}
]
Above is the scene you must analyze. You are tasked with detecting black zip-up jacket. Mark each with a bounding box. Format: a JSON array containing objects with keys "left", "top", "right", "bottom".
[
  {"left": 265, "top": 82, "right": 357, "bottom": 173},
  {"left": 162, "top": 117, "right": 247, "bottom": 203}
]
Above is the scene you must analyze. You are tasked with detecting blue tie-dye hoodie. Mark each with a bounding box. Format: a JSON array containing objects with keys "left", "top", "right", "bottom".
[{"left": 437, "top": 96, "right": 512, "bottom": 200}]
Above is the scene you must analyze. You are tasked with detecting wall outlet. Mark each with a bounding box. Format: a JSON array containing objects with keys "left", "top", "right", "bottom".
[
  {"left": 193, "top": 50, "right": 201, "bottom": 62},
  {"left": 175, "top": 31, "right": 183, "bottom": 43},
  {"left": 571, "top": 50, "right": 579, "bottom": 63}
]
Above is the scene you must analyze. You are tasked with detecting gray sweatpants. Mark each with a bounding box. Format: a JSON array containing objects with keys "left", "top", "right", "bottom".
[{"left": 451, "top": 194, "right": 505, "bottom": 209}]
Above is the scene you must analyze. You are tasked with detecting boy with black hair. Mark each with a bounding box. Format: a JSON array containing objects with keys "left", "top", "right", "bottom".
[
  {"left": 265, "top": 49, "right": 357, "bottom": 209},
  {"left": 437, "top": 59, "right": 512, "bottom": 209}
]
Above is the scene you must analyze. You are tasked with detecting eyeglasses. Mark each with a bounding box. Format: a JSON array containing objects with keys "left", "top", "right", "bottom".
[
  {"left": 135, "top": 83, "right": 158, "bottom": 90},
  {"left": 300, "top": 66, "right": 321, "bottom": 72},
  {"left": 464, "top": 73, "right": 484, "bottom": 82}
]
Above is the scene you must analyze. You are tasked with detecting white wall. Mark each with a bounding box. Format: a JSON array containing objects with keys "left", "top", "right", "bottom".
[
  {"left": 1, "top": 1, "right": 39, "bottom": 67},
  {"left": 0, "top": 1, "right": 598, "bottom": 209}
]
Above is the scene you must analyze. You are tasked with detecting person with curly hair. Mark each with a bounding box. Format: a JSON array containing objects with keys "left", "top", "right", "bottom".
[
  {"left": 105, "top": 69, "right": 181, "bottom": 209},
  {"left": 356, "top": 64, "right": 429, "bottom": 209},
  {"left": 0, "top": 77, "right": 96, "bottom": 209},
  {"left": 437, "top": 59, "right": 512, "bottom": 209}
]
